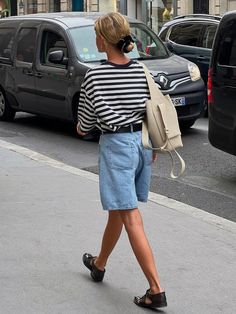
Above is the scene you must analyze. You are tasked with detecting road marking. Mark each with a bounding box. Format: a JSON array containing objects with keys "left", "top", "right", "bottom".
[{"left": 0, "top": 138, "right": 235, "bottom": 234}]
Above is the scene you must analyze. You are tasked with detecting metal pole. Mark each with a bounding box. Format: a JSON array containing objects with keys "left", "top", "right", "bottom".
[
  {"left": 7, "top": 0, "right": 11, "bottom": 16},
  {"left": 141, "top": 0, "right": 147, "bottom": 25},
  {"left": 173, "top": 0, "right": 177, "bottom": 17},
  {"left": 19, "top": 0, "right": 25, "bottom": 15},
  {"left": 119, "top": 0, "right": 127, "bottom": 15}
]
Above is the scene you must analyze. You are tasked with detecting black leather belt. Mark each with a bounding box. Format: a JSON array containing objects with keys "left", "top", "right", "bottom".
[{"left": 104, "top": 123, "right": 142, "bottom": 134}]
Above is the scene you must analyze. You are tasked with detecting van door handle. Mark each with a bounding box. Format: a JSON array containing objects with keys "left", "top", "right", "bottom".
[
  {"left": 26, "top": 71, "right": 34, "bottom": 76},
  {"left": 34, "top": 73, "right": 42, "bottom": 78},
  {"left": 197, "top": 56, "right": 207, "bottom": 60},
  {"left": 224, "top": 85, "right": 236, "bottom": 90}
]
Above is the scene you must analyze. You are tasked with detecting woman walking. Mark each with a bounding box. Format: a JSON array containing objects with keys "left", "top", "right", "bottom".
[{"left": 77, "top": 12, "right": 167, "bottom": 309}]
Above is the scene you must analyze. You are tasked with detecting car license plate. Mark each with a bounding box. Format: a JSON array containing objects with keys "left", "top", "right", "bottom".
[{"left": 171, "top": 97, "right": 186, "bottom": 106}]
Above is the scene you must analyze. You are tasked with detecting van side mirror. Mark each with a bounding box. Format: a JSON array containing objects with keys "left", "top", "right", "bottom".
[{"left": 48, "top": 50, "right": 68, "bottom": 65}]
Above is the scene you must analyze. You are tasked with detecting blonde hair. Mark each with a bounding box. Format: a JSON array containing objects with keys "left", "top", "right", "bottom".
[{"left": 95, "top": 12, "right": 134, "bottom": 53}]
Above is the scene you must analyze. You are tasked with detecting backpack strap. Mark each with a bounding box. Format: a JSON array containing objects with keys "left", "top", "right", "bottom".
[
  {"left": 142, "top": 120, "right": 185, "bottom": 179},
  {"left": 167, "top": 149, "right": 186, "bottom": 179}
]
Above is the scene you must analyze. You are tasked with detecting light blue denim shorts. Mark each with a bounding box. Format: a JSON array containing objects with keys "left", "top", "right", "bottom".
[{"left": 99, "top": 131, "right": 152, "bottom": 211}]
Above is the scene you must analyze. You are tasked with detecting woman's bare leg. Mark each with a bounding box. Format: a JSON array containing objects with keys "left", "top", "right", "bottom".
[
  {"left": 119, "top": 208, "right": 164, "bottom": 295},
  {"left": 95, "top": 210, "right": 123, "bottom": 270}
]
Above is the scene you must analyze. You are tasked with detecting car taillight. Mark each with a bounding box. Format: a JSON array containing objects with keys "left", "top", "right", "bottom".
[{"left": 208, "top": 68, "right": 213, "bottom": 104}]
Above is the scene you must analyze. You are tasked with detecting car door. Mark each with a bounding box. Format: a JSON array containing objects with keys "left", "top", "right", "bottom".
[
  {"left": 34, "top": 23, "right": 71, "bottom": 119},
  {"left": 198, "top": 23, "right": 218, "bottom": 84},
  {"left": 14, "top": 21, "right": 40, "bottom": 112}
]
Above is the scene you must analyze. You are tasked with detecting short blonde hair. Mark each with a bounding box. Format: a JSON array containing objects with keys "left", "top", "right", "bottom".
[{"left": 95, "top": 12, "right": 134, "bottom": 53}]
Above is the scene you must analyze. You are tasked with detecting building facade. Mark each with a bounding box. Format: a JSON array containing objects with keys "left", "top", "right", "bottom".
[
  {"left": 119, "top": 0, "right": 236, "bottom": 32},
  {"left": 177, "top": 0, "right": 236, "bottom": 16},
  {"left": 1, "top": 1, "right": 236, "bottom": 32}
]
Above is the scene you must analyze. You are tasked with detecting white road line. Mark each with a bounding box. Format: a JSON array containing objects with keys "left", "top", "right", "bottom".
[{"left": 0, "top": 138, "right": 235, "bottom": 234}]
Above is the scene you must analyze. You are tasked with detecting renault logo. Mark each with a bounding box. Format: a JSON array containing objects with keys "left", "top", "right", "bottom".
[{"left": 158, "top": 74, "right": 169, "bottom": 89}]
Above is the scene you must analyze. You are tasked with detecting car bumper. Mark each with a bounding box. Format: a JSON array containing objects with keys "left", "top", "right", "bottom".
[
  {"left": 174, "top": 90, "right": 205, "bottom": 121},
  {"left": 162, "top": 79, "right": 205, "bottom": 121}
]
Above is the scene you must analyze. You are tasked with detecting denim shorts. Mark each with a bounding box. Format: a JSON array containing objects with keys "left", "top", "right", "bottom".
[{"left": 99, "top": 131, "right": 152, "bottom": 211}]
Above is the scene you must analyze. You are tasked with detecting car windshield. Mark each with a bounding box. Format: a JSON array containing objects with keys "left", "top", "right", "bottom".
[{"left": 69, "top": 23, "right": 168, "bottom": 62}]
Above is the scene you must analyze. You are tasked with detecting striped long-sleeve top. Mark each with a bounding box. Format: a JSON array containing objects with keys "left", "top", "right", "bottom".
[{"left": 77, "top": 60, "right": 150, "bottom": 133}]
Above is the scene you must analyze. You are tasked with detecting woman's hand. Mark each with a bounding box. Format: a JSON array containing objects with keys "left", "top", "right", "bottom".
[
  {"left": 76, "top": 123, "right": 87, "bottom": 136},
  {"left": 152, "top": 151, "right": 158, "bottom": 163}
]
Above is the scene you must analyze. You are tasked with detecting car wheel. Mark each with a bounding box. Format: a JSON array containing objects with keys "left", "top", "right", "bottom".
[
  {"left": 0, "top": 88, "right": 16, "bottom": 121},
  {"left": 179, "top": 119, "right": 196, "bottom": 130}
]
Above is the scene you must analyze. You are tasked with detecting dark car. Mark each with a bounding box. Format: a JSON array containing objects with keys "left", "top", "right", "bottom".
[
  {"left": 208, "top": 11, "right": 236, "bottom": 156},
  {"left": 159, "top": 14, "right": 221, "bottom": 86},
  {"left": 0, "top": 12, "right": 205, "bottom": 130}
]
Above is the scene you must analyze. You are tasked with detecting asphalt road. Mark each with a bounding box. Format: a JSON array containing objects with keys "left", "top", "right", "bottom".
[{"left": 0, "top": 113, "right": 235, "bottom": 221}]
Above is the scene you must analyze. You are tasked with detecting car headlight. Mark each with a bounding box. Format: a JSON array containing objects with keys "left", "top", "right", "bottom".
[{"left": 188, "top": 62, "right": 201, "bottom": 81}]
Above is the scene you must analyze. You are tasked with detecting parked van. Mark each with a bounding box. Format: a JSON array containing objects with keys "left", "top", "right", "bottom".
[
  {"left": 0, "top": 12, "right": 205, "bottom": 130},
  {"left": 208, "top": 11, "right": 236, "bottom": 155}
]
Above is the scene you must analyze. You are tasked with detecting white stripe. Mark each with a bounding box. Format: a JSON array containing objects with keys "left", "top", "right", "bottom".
[
  {"left": 94, "top": 98, "right": 147, "bottom": 106},
  {"left": 93, "top": 91, "right": 148, "bottom": 96},
  {"left": 85, "top": 74, "right": 146, "bottom": 83},
  {"left": 92, "top": 83, "right": 148, "bottom": 90},
  {"left": 0, "top": 139, "right": 235, "bottom": 234}
]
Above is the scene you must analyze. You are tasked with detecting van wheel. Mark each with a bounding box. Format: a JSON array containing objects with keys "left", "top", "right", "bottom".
[
  {"left": 0, "top": 88, "right": 16, "bottom": 121},
  {"left": 180, "top": 119, "right": 195, "bottom": 130}
]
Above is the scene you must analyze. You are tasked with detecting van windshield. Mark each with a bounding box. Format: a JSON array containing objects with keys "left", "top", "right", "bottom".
[{"left": 69, "top": 24, "right": 169, "bottom": 62}]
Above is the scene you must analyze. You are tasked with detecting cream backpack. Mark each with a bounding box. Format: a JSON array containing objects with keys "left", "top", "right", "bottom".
[{"left": 140, "top": 63, "right": 185, "bottom": 178}]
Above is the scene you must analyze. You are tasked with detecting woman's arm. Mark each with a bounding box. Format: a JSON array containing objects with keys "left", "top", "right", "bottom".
[{"left": 77, "top": 78, "right": 97, "bottom": 136}]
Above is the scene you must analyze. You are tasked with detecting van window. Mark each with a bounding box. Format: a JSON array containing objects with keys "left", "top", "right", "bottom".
[
  {"left": 0, "top": 28, "right": 15, "bottom": 61},
  {"left": 130, "top": 24, "right": 168, "bottom": 58},
  {"left": 218, "top": 28, "right": 236, "bottom": 66},
  {"left": 69, "top": 24, "right": 168, "bottom": 62},
  {"left": 40, "top": 30, "right": 68, "bottom": 68},
  {"left": 169, "top": 23, "right": 202, "bottom": 47},
  {"left": 16, "top": 28, "right": 37, "bottom": 63}
]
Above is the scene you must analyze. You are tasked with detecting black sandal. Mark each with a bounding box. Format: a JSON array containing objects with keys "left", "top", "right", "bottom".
[
  {"left": 134, "top": 289, "right": 167, "bottom": 309},
  {"left": 82, "top": 253, "right": 105, "bottom": 282}
]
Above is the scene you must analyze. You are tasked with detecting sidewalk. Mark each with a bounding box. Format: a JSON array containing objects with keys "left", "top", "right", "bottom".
[{"left": 0, "top": 139, "right": 236, "bottom": 314}]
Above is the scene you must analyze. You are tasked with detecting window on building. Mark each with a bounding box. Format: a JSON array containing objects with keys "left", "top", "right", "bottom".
[
  {"left": 49, "top": 0, "right": 60, "bottom": 12},
  {"left": 0, "top": 28, "right": 15, "bottom": 61},
  {"left": 86, "top": 0, "right": 99, "bottom": 12},
  {"left": 169, "top": 23, "right": 203, "bottom": 47},
  {"left": 85, "top": 0, "right": 119, "bottom": 13},
  {"left": 16, "top": 28, "right": 37, "bottom": 63},
  {"left": 27, "top": 0, "right": 37, "bottom": 14}
]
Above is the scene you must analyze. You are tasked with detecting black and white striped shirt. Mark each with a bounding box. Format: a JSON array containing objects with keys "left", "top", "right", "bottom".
[{"left": 77, "top": 60, "right": 150, "bottom": 133}]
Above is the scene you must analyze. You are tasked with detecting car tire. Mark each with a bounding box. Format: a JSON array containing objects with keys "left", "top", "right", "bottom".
[
  {"left": 0, "top": 88, "right": 16, "bottom": 121},
  {"left": 180, "top": 119, "right": 196, "bottom": 130}
]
